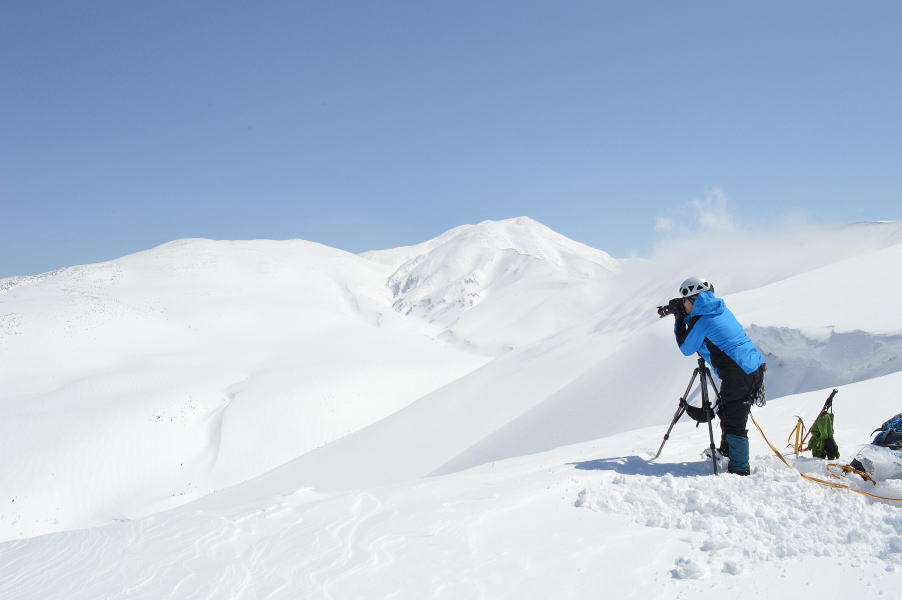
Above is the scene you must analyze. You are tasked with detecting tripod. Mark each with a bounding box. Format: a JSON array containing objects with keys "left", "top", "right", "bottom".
[{"left": 654, "top": 356, "right": 722, "bottom": 475}]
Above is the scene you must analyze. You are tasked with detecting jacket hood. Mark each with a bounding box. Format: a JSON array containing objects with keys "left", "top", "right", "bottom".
[{"left": 687, "top": 290, "right": 724, "bottom": 318}]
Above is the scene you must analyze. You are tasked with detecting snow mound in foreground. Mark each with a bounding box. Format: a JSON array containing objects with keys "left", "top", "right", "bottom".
[{"left": 575, "top": 457, "right": 902, "bottom": 579}]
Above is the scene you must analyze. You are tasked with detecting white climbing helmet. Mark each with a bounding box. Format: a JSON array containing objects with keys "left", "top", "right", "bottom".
[{"left": 679, "top": 276, "right": 714, "bottom": 298}]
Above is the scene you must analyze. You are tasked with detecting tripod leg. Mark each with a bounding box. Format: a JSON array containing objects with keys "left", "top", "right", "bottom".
[
  {"left": 654, "top": 368, "right": 700, "bottom": 459},
  {"left": 681, "top": 368, "right": 700, "bottom": 404},
  {"left": 699, "top": 364, "right": 719, "bottom": 475},
  {"left": 708, "top": 371, "right": 722, "bottom": 407},
  {"left": 654, "top": 403, "right": 686, "bottom": 459},
  {"left": 706, "top": 365, "right": 724, "bottom": 473},
  {"left": 705, "top": 408, "right": 719, "bottom": 475}
]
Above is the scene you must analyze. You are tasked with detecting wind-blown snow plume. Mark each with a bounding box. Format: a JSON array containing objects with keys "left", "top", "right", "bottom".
[{"left": 648, "top": 191, "right": 902, "bottom": 297}]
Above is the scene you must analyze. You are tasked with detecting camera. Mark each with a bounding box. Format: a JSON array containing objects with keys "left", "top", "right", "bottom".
[{"left": 656, "top": 297, "right": 685, "bottom": 319}]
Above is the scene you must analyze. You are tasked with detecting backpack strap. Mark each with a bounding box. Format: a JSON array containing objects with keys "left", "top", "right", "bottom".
[{"left": 871, "top": 412, "right": 902, "bottom": 436}]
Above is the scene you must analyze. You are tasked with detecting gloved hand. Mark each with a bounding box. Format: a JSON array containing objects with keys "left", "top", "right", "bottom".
[{"left": 668, "top": 297, "right": 685, "bottom": 320}]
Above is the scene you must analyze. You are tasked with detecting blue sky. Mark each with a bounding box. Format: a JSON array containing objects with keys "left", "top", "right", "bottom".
[{"left": 2, "top": 1, "right": 900, "bottom": 277}]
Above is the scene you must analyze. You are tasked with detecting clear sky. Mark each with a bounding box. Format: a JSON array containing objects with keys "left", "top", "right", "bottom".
[{"left": 2, "top": 1, "right": 900, "bottom": 277}]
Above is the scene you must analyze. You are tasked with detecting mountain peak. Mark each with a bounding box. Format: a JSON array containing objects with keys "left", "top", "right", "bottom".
[
  {"left": 361, "top": 217, "right": 618, "bottom": 353},
  {"left": 477, "top": 215, "right": 544, "bottom": 229},
  {"left": 361, "top": 216, "right": 612, "bottom": 271}
]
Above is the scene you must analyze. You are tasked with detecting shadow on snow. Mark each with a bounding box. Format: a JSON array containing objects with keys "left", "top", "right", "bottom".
[{"left": 568, "top": 455, "right": 716, "bottom": 477}]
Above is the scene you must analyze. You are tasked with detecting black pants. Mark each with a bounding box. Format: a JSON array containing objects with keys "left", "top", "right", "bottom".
[{"left": 716, "top": 366, "right": 764, "bottom": 440}]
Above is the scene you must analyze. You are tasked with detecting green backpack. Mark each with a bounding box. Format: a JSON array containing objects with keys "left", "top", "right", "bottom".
[{"left": 809, "top": 412, "right": 840, "bottom": 460}]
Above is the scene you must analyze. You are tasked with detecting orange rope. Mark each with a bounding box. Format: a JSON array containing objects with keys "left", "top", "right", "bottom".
[
  {"left": 749, "top": 413, "right": 902, "bottom": 502},
  {"left": 786, "top": 417, "right": 807, "bottom": 456}
]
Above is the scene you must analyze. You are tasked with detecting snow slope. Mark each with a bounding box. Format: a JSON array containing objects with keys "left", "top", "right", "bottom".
[
  {"left": 2, "top": 375, "right": 900, "bottom": 599},
  {"left": 0, "top": 239, "right": 487, "bottom": 541}
]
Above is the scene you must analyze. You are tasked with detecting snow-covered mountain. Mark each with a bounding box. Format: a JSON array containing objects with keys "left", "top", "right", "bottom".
[
  {"left": 3, "top": 217, "right": 902, "bottom": 598},
  {"left": 0, "top": 238, "right": 488, "bottom": 541},
  {"left": 362, "top": 216, "right": 622, "bottom": 354}
]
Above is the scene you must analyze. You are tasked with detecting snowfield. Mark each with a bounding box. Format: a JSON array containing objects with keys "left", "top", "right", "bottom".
[
  {"left": 2, "top": 376, "right": 901, "bottom": 599},
  {"left": 2, "top": 217, "right": 902, "bottom": 598}
]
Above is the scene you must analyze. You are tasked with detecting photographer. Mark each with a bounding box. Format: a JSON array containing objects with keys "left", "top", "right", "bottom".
[{"left": 669, "top": 277, "right": 765, "bottom": 476}]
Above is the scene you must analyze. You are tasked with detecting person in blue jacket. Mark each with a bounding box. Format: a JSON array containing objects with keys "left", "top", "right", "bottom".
[{"left": 673, "top": 276, "right": 766, "bottom": 475}]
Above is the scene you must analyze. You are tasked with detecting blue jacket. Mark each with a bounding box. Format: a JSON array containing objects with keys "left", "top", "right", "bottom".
[{"left": 674, "top": 291, "right": 764, "bottom": 379}]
